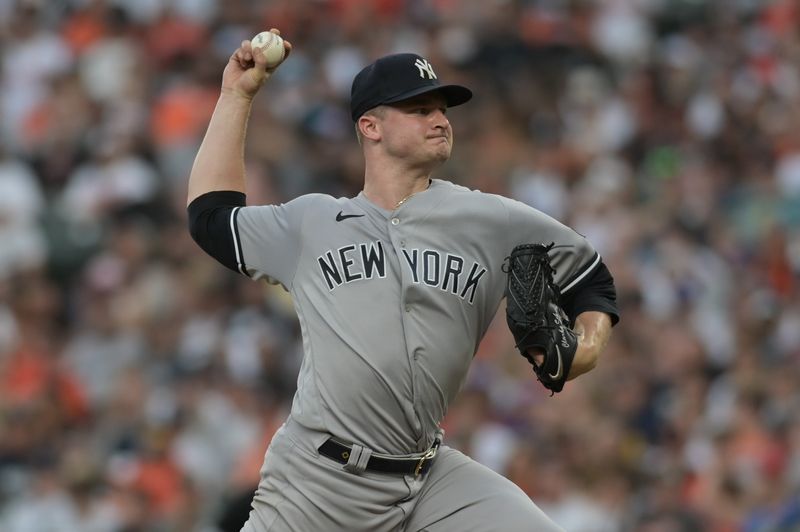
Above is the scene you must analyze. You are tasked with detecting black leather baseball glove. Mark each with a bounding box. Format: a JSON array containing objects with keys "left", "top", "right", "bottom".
[{"left": 504, "top": 243, "right": 578, "bottom": 394}]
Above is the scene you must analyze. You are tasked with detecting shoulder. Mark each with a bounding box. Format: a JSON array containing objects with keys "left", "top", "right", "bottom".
[
  {"left": 283, "top": 192, "right": 339, "bottom": 207},
  {"left": 245, "top": 192, "right": 352, "bottom": 211},
  {"left": 275, "top": 193, "right": 372, "bottom": 227},
  {"left": 433, "top": 180, "right": 579, "bottom": 235},
  {"left": 432, "top": 179, "right": 521, "bottom": 216},
  {"left": 432, "top": 179, "right": 507, "bottom": 205},
  {"left": 237, "top": 193, "right": 352, "bottom": 230},
  {"left": 296, "top": 192, "right": 365, "bottom": 213}
]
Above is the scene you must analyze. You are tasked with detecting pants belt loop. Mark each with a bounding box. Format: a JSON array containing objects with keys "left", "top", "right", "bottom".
[{"left": 343, "top": 443, "right": 372, "bottom": 475}]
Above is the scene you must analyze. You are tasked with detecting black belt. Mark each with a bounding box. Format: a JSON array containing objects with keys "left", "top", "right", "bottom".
[{"left": 318, "top": 438, "right": 440, "bottom": 476}]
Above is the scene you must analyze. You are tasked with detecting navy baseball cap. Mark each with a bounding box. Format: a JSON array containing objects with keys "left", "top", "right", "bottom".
[{"left": 350, "top": 53, "right": 473, "bottom": 122}]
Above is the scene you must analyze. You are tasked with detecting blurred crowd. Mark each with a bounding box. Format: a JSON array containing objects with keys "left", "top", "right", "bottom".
[{"left": 1, "top": 0, "right": 800, "bottom": 530}]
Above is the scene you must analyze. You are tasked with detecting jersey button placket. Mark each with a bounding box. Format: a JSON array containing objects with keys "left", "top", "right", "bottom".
[
  {"left": 393, "top": 219, "right": 411, "bottom": 315},
  {"left": 391, "top": 213, "right": 423, "bottom": 433}
]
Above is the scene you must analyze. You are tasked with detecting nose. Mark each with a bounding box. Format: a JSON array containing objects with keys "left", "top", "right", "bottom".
[{"left": 433, "top": 110, "right": 450, "bottom": 131}]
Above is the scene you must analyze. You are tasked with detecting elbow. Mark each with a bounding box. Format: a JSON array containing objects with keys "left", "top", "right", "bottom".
[
  {"left": 187, "top": 214, "right": 204, "bottom": 248},
  {"left": 185, "top": 191, "right": 247, "bottom": 274},
  {"left": 186, "top": 190, "right": 247, "bottom": 247}
]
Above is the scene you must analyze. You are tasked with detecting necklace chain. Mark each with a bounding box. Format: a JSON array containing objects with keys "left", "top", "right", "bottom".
[
  {"left": 395, "top": 181, "right": 431, "bottom": 209},
  {"left": 395, "top": 194, "right": 413, "bottom": 208}
]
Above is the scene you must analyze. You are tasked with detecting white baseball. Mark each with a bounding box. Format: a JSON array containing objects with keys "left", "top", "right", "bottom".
[{"left": 250, "top": 31, "right": 285, "bottom": 67}]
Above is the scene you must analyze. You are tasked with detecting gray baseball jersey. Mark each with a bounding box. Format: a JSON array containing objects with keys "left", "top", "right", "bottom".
[{"left": 233, "top": 178, "right": 599, "bottom": 455}]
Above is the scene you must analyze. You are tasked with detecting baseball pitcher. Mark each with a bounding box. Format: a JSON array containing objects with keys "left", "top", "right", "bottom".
[{"left": 187, "top": 30, "right": 619, "bottom": 532}]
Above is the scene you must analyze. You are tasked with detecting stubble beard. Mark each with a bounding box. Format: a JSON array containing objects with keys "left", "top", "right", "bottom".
[{"left": 429, "top": 137, "right": 452, "bottom": 164}]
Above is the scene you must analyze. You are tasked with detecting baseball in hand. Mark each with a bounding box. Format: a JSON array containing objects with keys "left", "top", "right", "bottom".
[{"left": 250, "top": 31, "right": 285, "bottom": 68}]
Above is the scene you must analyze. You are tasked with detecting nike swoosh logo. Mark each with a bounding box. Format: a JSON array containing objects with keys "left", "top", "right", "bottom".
[
  {"left": 548, "top": 344, "right": 563, "bottom": 381},
  {"left": 336, "top": 211, "right": 365, "bottom": 222}
]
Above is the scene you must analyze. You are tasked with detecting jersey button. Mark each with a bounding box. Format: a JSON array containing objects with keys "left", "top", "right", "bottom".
[
  {"left": 391, "top": 217, "right": 400, "bottom": 225},
  {"left": 405, "top": 305, "right": 411, "bottom": 312},
  {"left": 400, "top": 240, "right": 406, "bottom": 248}
]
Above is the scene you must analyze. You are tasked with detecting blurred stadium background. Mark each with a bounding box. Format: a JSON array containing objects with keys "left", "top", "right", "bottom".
[{"left": 1, "top": 0, "right": 799, "bottom": 530}]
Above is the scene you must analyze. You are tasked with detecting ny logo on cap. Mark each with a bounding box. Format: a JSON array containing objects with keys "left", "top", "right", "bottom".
[{"left": 414, "top": 58, "right": 437, "bottom": 80}]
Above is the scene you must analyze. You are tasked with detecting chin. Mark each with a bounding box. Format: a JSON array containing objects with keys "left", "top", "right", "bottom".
[
  {"left": 411, "top": 145, "right": 451, "bottom": 167},
  {"left": 425, "top": 152, "right": 449, "bottom": 167},
  {"left": 432, "top": 143, "right": 452, "bottom": 160}
]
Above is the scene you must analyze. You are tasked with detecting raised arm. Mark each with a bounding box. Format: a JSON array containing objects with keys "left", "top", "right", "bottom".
[{"left": 187, "top": 30, "right": 292, "bottom": 205}]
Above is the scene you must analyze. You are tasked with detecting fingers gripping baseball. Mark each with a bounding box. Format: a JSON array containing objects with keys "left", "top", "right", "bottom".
[{"left": 222, "top": 29, "right": 292, "bottom": 101}]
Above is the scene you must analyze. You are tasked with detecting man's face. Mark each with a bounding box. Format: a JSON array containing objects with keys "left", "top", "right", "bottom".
[{"left": 375, "top": 92, "right": 453, "bottom": 166}]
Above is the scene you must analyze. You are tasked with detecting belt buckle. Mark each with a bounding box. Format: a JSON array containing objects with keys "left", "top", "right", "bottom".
[{"left": 414, "top": 443, "right": 439, "bottom": 476}]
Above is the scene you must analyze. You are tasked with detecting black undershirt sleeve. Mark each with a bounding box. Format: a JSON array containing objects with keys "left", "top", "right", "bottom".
[
  {"left": 187, "top": 190, "right": 248, "bottom": 275},
  {"left": 560, "top": 260, "right": 620, "bottom": 327}
]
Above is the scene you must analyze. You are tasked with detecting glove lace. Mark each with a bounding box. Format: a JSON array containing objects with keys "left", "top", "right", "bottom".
[{"left": 505, "top": 242, "right": 559, "bottom": 326}]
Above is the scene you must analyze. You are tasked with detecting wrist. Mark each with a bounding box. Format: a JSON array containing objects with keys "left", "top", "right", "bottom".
[
  {"left": 569, "top": 342, "right": 598, "bottom": 379},
  {"left": 219, "top": 88, "right": 257, "bottom": 105}
]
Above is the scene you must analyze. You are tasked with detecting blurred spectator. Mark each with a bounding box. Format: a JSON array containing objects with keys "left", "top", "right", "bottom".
[{"left": 0, "top": 145, "right": 46, "bottom": 279}]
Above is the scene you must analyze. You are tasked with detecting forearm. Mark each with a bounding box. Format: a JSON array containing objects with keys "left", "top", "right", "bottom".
[
  {"left": 187, "top": 92, "right": 254, "bottom": 205},
  {"left": 567, "top": 311, "right": 612, "bottom": 379}
]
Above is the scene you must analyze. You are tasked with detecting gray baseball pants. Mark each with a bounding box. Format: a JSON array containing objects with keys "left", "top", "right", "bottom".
[{"left": 240, "top": 417, "right": 564, "bottom": 532}]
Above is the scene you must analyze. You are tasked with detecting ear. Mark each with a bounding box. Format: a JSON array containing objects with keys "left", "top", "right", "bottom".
[{"left": 357, "top": 114, "right": 381, "bottom": 142}]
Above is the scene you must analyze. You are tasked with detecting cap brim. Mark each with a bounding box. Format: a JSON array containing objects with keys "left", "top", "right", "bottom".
[{"left": 382, "top": 84, "right": 473, "bottom": 109}]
